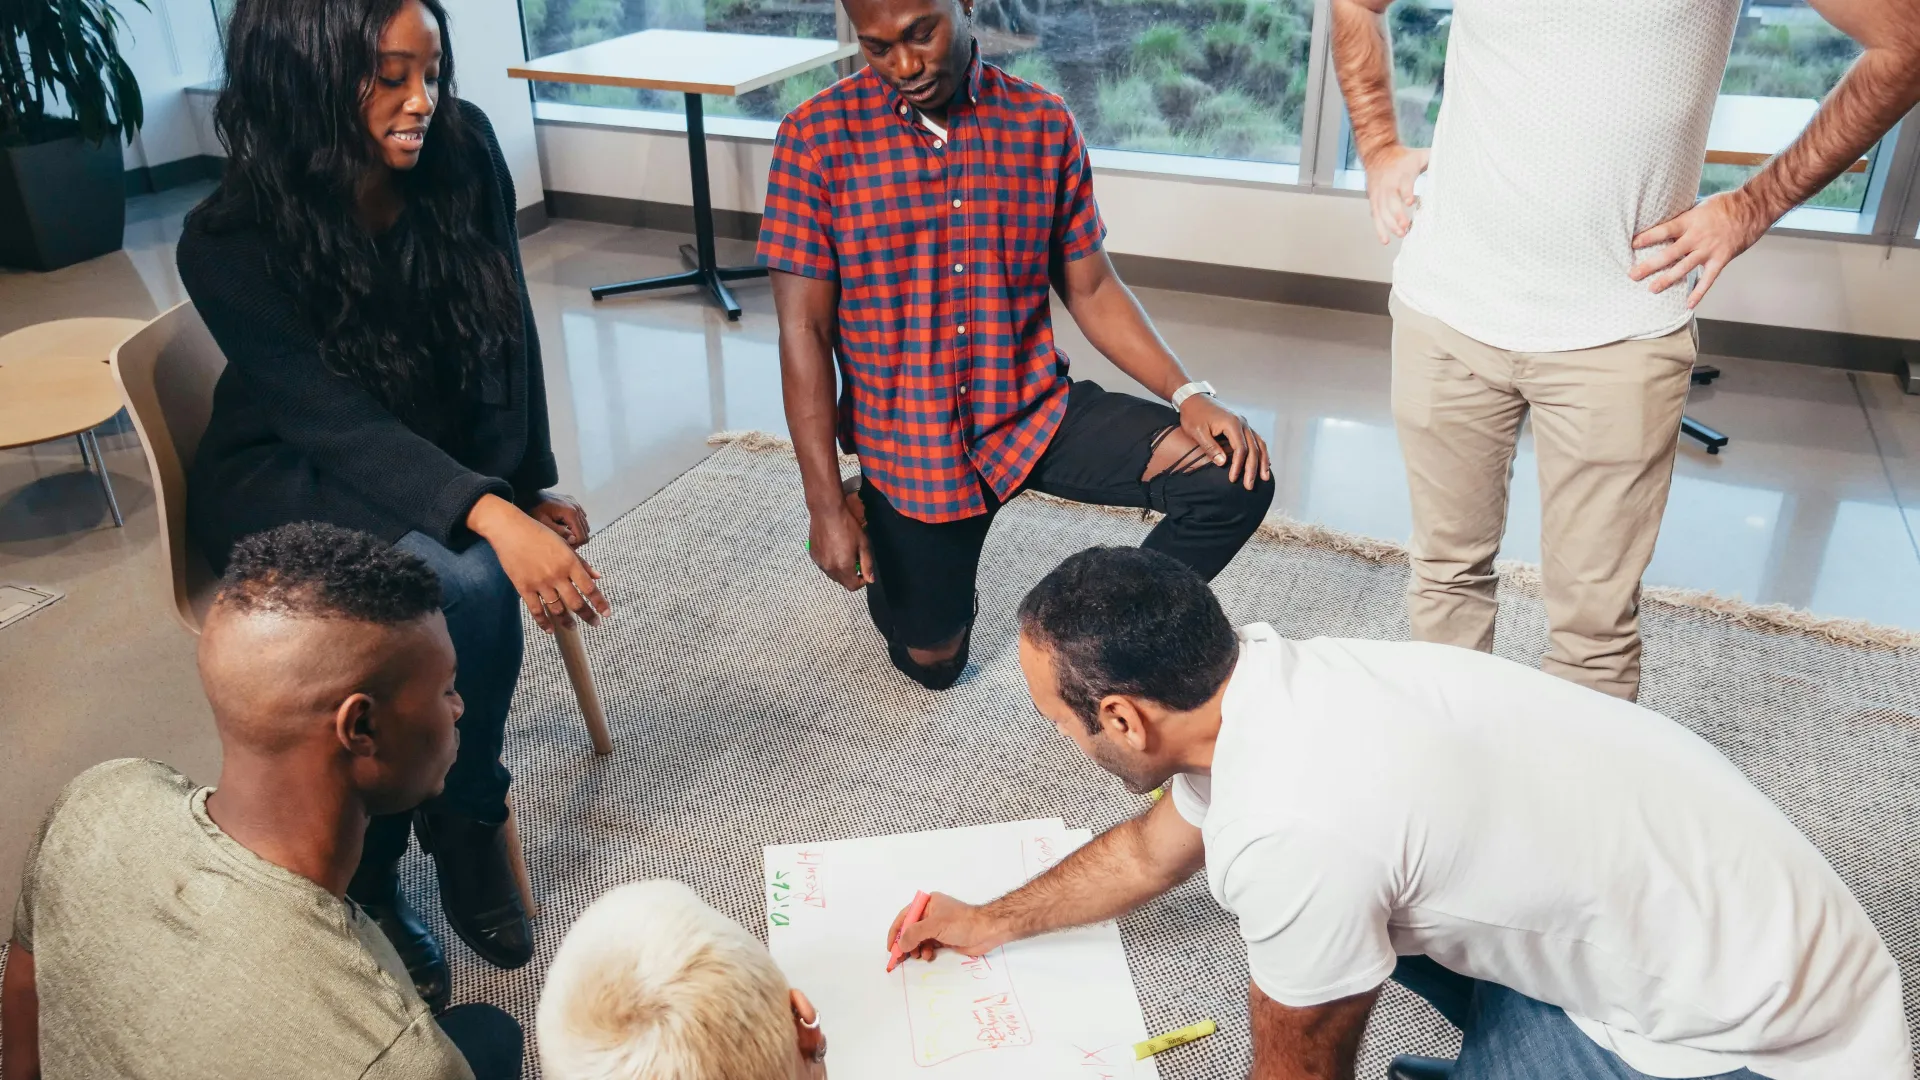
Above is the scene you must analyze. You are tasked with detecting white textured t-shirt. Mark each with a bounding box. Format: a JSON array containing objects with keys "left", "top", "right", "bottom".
[
  {"left": 1171, "top": 626, "right": 1912, "bottom": 1080},
  {"left": 1390, "top": 0, "right": 1743, "bottom": 351}
]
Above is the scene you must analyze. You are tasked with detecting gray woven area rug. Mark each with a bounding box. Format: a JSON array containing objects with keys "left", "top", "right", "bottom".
[{"left": 401, "top": 437, "right": 1920, "bottom": 1079}]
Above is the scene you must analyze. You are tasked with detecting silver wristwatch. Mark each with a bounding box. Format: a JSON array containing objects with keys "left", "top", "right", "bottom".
[{"left": 1171, "top": 380, "right": 1216, "bottom": 409}]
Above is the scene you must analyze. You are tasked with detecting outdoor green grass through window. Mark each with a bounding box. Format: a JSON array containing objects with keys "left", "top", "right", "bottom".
[
  {"left": 977, "top": 0, "right": 1312, "bottom": 164},
  {"left": 1703, "top": 4, "right": 1868, "bottom": 211},
  {"left": 515, "top": 0, "right": 1315, "bottom": 163}
]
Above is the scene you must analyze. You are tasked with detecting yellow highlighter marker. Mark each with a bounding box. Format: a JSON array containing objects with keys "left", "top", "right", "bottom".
[{"left": 1134, "top": 1018, "right": 1217, "bottom": 1060}]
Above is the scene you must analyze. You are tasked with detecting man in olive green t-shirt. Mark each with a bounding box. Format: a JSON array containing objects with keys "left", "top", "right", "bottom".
[{"left": 2, "top": 523, "right": 521, "bottom": 1080}]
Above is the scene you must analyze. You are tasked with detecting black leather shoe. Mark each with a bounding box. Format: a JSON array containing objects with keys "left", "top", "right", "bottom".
[
  {"left": 414, "top": 808, "right": 534, "bottom": 970},
  {"left": 1388, "top": 1055, "right": 1456, "bottom": 1080},
  {"left": 346, "top": 857, "right": 451, "bottom": 1013}
]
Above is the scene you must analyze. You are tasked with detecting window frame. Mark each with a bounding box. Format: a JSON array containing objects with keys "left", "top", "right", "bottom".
[{"left": 499, "top": 0, "right": 1920, "bottom": 245}]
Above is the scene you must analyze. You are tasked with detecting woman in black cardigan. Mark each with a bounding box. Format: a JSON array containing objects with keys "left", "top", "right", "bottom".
[{"left": 177, "top": 0, "right": 608, "bottom": 1021}]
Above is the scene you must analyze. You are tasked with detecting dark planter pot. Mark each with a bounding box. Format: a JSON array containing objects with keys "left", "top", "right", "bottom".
[{"left": 0, "top": 134, "right": 127, "bottom": 272}]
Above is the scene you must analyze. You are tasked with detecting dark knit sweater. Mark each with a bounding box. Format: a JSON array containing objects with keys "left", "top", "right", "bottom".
[{"left": 177, "top": 100, "right": 556, "bottom": 570}]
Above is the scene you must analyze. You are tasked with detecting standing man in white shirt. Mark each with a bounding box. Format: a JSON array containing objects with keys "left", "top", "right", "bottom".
[
  {"left": 1330, "top": 0, "right": 1920, "bottom": 699},
  {"left": 890, "top": 548, "right": 1912, "bottom": 1080}
]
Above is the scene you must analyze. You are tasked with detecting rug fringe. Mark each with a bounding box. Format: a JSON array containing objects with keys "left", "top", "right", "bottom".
[{"left": 704, "top": 430, "right": 1920, "bottom": 651}]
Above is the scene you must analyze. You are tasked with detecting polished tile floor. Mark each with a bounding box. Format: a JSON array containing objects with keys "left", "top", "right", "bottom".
[{"left": 2, "top": 183, "right": 1918, "bottom": 913}]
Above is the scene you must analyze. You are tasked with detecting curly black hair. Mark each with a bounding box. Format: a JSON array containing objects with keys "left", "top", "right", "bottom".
[
  {"left": 1018, "top": 547, "right": 1239, "bottom": 734},
  {"left": 218, "top": 522, "right": 442, "bottom": 623},
  {"left": 190, "top": 0, "right": 519, "bottom": 424}
]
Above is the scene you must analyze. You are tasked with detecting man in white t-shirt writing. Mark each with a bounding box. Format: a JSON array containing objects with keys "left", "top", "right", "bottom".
[
  {"left": 888, "top": 548, "right": 1912, "bottom": 1080},
  {"left": 1329, "top": 0, "right": 1920, "bottom": 700}
]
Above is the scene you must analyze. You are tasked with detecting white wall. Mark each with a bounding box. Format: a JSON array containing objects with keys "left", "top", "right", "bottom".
[
  {"left": 113, "top": 0, "right": 224, "bottom": 172},
  {"left": 442, "top": 0, "right": 542, "bottom": 210},
  {"left": 534, "top": 118, "right": 1920, "bottom": 341},
  {"left": 534, "top": 114, "right": 776, "bottom": 217}
]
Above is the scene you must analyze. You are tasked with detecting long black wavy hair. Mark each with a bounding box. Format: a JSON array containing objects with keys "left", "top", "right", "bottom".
[{"left": 192, "top": 0, "right": 519, "bottom": 422}]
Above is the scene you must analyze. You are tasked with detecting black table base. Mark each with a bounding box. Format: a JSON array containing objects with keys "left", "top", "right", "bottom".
[
  {"left": 1682, "top": 364, "right": 1729, "bottom": 455},
  {"left": 590, "top": 92, "right": 766, "bottom": 320}
]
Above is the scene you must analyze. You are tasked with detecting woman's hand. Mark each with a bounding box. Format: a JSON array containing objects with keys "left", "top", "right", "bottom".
[
  {"left": 527, "top": 491, "right": 591, "bottom": 548},
  {"left": 466, "top": 494, "right": 611, "bottom": 632}
]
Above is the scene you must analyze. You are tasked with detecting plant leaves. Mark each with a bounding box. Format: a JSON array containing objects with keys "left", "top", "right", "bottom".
[{"left": 1, "top": 0, "right": 146, "bottom": 145}]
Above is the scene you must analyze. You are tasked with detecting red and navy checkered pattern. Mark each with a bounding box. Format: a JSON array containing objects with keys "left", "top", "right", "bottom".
[{"left": 758, "top": 52, "right": 1107, "bottom": 522}]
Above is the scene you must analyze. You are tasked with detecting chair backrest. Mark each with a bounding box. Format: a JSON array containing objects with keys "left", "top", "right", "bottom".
[{"left": 111, "top": 301, "right": 226, "bottom": 634}]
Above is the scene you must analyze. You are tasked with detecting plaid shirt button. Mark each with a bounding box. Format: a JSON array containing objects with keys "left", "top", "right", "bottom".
[{"left": 757, "top": 53, "right": 1106, "bottom": 523}]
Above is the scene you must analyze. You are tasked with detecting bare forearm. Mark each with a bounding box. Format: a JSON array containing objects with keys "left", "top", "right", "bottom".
[
  {"left": 1332, "top": 0, "right": 1400, "bottom": 166},
  {"left": 780, "top": 340, "right": 844, "bottom": 514},
  {"left": 1061, "top": 256, "right": 1190, "bottom": 401},
  {"left": 1250, "top": 983, "right": 1376, "bottom": 1080},
  {"left": 771, "top": 275, "right": 847, "bottom": 515},
  {"left": 984, "top": 803, "right": 1202, "bottom": 941},
  {"left": 2, "top": 940, "right": 40, "bottom": 1080},
  {"left": 1739, "top": 45, "right": 1920, "bottom": 223}
]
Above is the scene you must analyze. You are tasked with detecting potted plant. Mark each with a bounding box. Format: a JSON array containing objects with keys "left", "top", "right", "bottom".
[{"left": 1, "top": 0, "right": 146, "bottom": 271}]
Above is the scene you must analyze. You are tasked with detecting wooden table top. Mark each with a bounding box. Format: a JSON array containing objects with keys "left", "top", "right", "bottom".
[
  {"left": 0, "top": 318, "right": 145, "bottom": 449},
  {"left": 509, "top": 29, "right": 858, "bottom": 97}
]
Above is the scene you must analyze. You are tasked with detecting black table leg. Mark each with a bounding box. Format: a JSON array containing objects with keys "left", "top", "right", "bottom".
[
  {"left": 1681, "top": 416, "right": 1728, "bottom": 454},
  {"left": 1681, "top": 364, "right": 1728, "bottom": 453},
  {"left": 591, "top": 92, "right": 768, "bottom": 320}
]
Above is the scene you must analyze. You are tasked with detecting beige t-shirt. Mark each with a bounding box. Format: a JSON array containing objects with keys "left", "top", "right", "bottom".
[{"left": 11, "top": 759, "right": 474, "bottom": 1080}]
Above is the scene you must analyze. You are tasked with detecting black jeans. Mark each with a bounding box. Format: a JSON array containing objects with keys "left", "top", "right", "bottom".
[
  {"left": 861, "top": 379, "right": 1274, "bottom": 689},
  {"left": 438, "top": 1003, "right": 524, "bottom": 1080},
  {"left": 364, "top": 532, "right": 522, "bottom": 865}
]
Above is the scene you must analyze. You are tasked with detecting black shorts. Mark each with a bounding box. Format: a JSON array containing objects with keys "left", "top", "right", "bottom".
[{"left": 859, "top": 378, "right": 1195, "bottom": 648}]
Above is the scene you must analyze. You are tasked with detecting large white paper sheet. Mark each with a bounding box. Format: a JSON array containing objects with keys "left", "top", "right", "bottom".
[{"left": 766, "top": 820, "right": 1159, "bottom": 1080}]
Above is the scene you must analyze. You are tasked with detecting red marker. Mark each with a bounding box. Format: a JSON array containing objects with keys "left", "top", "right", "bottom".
[{"left": 886, "top": 890, "right": 933, "bottom": 973}]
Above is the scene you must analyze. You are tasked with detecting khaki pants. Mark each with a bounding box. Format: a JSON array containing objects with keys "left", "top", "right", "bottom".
[{"left": 1389, "top": 294, "right": 1696, "bottom": 700}]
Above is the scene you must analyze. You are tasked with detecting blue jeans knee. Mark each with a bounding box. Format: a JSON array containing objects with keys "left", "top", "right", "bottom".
[{"left": 394, "top": 531, "right": 522, "bottom": 819}]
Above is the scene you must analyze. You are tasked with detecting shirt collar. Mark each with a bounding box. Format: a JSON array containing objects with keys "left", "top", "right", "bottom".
[{"left": 884, "top": 41, "right": 983, "bottom": 122}]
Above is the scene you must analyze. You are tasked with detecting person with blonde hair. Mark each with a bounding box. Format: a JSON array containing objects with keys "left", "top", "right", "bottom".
[{"left": 537, "top": 880, "right": 828, "bottom": 1080}]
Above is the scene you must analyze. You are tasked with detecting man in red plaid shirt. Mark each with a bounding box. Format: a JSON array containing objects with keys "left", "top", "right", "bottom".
[{"left": 760, "top": 0, "right": 1275, "bottom": 691}]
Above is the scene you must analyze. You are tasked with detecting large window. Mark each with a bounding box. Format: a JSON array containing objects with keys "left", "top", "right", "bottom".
[
  {"left": 496, "top": 0, "right": 1919, "bottom": 241},
  {"left": 1703, "top": 4, "right": 1880, "bottom": 222},
  {"left": 976, "top": 0, "right": 1312, "bottom": 165},
  {"left": 522, "top": 0, "right": 841, "bottom": 120},
  {"left": 521, "top": 0, "right": 1315, "bottom": 164},
  {"left": 1333, "top": 0, "right": 1901, "bottom": 233}
]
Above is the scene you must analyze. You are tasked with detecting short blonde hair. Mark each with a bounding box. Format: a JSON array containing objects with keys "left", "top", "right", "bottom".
[{"left": 538, "top": 880, "right": 795, "bottom": 1080}]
